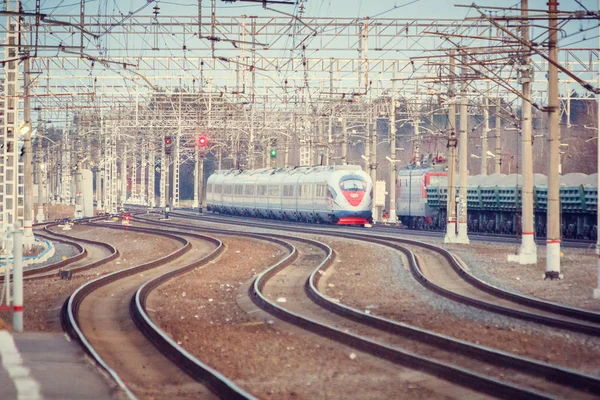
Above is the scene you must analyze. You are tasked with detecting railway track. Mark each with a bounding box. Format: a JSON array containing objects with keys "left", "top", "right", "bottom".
[
  {"left": 169, "top": 209, "right": 594, "bottom": 249},
  {"left": 168, "top": 210, "right": 600, "bottom": 337},
  {"left": 136, "top": 213, "right": 600, "bottom": 399},
  {"left": 1, "top": 219, "right": 117, "bottom": 281},
  {"left": 61, "top": 222, "right": 253, "bottom": 399}
]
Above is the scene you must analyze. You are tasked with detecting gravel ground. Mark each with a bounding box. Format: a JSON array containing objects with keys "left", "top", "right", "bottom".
[
  {"left": 149, "top": 236, "right": 454, "bottom": 400},
  {"left": 441, "top": 240, "right": 600, "bottom": 311},
  {"left": 39, "top": 241, "right": 81, "bottom": 266},
  {"left": 315, "top": 235, "right": 600, "bottom": 376},
  {"left": 0, "top": 225, "right": 179, "bottom": 332}
]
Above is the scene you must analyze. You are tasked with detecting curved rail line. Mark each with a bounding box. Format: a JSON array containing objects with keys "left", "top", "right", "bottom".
[
  {"left": 61, "top": 222, "right": 256, "bottom": 399},
  {"left": 167, "top": 210, "right": 600, "bottom": 336},
  {"left": 135, "top": 214, "right": 594, "bottom": 399},
  {"left": 61, "top": 225, "right": 192, "bottom": 399},
  {"left": 1, "top": 223, "right": 86, "bottom": 281},
  {"left": 170, "top": 209, "right": 594, "bottom": 249}
]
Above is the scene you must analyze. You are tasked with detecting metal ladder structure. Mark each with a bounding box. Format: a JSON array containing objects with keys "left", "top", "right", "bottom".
[
  {"left": 173, "top": 133, "right": 180, "bottom": 208},
  {"left": 159, "top": 135, "right": 166, "bottom": 208},
  {"left": 60, "top": 121, "right": 71, "bottom": 204},
  {"left": 131, "top": 143, "right": 137, "bottom": 202},
  {"left": 140, "top": 138, "right": 146, "bottom": 204}
]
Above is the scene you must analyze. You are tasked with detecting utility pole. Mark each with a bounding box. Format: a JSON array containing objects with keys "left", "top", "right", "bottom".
[
  {"left": 593, "top": 0, "right": 600, "bottom": 299},
  {"left": 545, "top": 0, "right": 562, "bottom": 279},
  {"left": 481, "top": 87, "right": 489, "bottom": 175},
  {"left": 388, "top": 93, "right": 398, "bottom": 223},
  {"left": 341, "top": 117, "right": 348, "bottom": 165},
  {"left": 444, "top": 50, "right": 459, "bottom": 244},
  {"left": 74, "top": 134, "right": 83, "bottom": 219},
  {"left": 193, "top": 141, "right": 199, "bottom": 209},
  {"left": 509, "top": 0, "right": 537, "bottom": 265},
  {"left": 594, "top": 0, "right": 600, "bottom": 298},
  {"left": 140, "top": 138, "right": 146, "bottom": 204},
  {"left": 119, "top": 141, "right": 127, "bottom": 208},
  {"left": 22, "top": 55, "right": 34, "bottom": 248},
  {"left": 199, "top": 152, "right": 205, "bottom": 210},
  {"left": 36, "top": 113, "right": 44, "bottom": 223},
  {"left": 160, "top": 134, "right": 167, "bottom": 208},
  {"left": 456, "top": 54, "right": 470, "bottom": 244},
  {"left": 131, "top": 145, "right": 137, "bottom": 202},
  {"left": 148, "top": 137, "right": 156, "bottom": 210},
  {"left": 495, "top": 97, "right": 502, "bottom": 173},
  {"left": 369, "top": 102, "right": 378, "bottom": 222},
  {"left": 62, "top": 121, "right": 72, "bottom": 205},
  {"left": 413, "top": 98, "right": 421, "bottom": 166}
]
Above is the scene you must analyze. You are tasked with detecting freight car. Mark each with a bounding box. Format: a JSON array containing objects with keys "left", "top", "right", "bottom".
[{"left": 396, "top": 165, "right": 598, "bottom": 239}]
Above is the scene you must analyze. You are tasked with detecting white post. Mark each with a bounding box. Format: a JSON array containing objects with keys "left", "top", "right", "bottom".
[
  {"left": 22, "top": 56, "right": 34, "bottom": 248},
  {"left": 36, "top": 114, "right": 45, "bottom": 223},
  {"left": 545, "top": 0, "right": 562, "bottom": 280},
  {"left": 389, "top": 96, "right": 398, "bottom": 223},
  {"left": 444, "top": 50, "right": 459, "bottom": 244},
  {"left": 140, "top": 138, "right": 146, "bottom": 205},
  {"left": 456, "top": 55, "right": 470, "bottom": 244},
  {"left": 193, "top": 142, "right": 199, "bottom": 209},
  {"left": 508, "top": 0, "right": 537, "bottom": 265},
  {"left": 481, "top": 91, "right": 489, "bottom": 175},
  {"left": 594, "top": 0, "right": 600, "bottom": 298},
  {"left": 12, "top": 222, "right": 23, "bottom": 332}
]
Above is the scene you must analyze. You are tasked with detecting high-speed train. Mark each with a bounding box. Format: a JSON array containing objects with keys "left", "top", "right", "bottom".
[{"left": 206, "top": 165, "right": 373, "bottom": 225}]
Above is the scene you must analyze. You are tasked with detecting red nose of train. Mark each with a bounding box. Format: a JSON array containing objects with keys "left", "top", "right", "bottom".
[{"left": 342, "top": 191, "right": 365, "bottom": 207}]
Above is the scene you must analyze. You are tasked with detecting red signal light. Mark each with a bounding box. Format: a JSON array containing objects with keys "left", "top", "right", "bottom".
[
  {"left": 165, "top": 136, "right": 172, "bottom": 145},
  {"left": 198, "top": 136, "right": 208, "bottom": 147}
]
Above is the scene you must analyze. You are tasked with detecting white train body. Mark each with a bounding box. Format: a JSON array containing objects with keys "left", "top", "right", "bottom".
[{"left": 206, "top": 165, "right": 373, "bottom": 225}]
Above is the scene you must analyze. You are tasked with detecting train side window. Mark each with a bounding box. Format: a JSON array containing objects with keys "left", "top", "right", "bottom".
[
  {"left": 207, "top": 184, "right": 212, "bottom": 193},
  {"left": 268, "top": 185, "right": 280, "bottom": 196}
]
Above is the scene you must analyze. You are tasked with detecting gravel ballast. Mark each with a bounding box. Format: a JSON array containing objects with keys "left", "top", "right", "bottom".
[{"left": 148, "top": 236, "right": 460, "bottom": 399}]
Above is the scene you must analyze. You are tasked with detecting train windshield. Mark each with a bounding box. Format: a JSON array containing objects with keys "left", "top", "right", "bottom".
[{"left": 339, "top": 176, "right": 367, "bottom": 192}]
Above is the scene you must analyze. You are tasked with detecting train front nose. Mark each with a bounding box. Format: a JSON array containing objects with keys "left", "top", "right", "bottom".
[{"left": 343, "top": 191, "right": 365, "bottom": 207}]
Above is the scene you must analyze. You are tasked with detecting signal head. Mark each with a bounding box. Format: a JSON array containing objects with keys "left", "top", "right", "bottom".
[
  {"left": 270, "top": 148, "right": 277, "bottom": 158},
  {"left": 198, "top": 136, "right": 208, "bottom": 147}
]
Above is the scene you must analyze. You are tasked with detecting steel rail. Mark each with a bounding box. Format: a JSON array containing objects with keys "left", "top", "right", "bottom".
[
  {"left": 306, "top": 241, "right": 600, "bottom": 396},
  {"left": 135, "top": 214, "right": 559, "bottom": 399},
  {"left": 1, "top": 232, "right": 85, "bottom": 280},
  {"left": 130, "top": 230, "right": 257, "bottom": 400},
  {"left": 173, "top": 209, "right": 594, "bottom": 249},
  {"left": 61, "top": 226, "right": 191, "bottom": 400},
  {"left": 39, "top": 224, "right": 120, "bottom": 276},
  {"left": 247, "top": 235, "right": 553, "bottom": 400},
  {"left": 167, "top": 210, "right": 600, "bottom": 334}
]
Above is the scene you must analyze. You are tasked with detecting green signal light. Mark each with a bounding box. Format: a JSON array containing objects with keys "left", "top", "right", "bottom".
[{"left": 270, "top": 148, "right": 277, "bottom": 158}]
